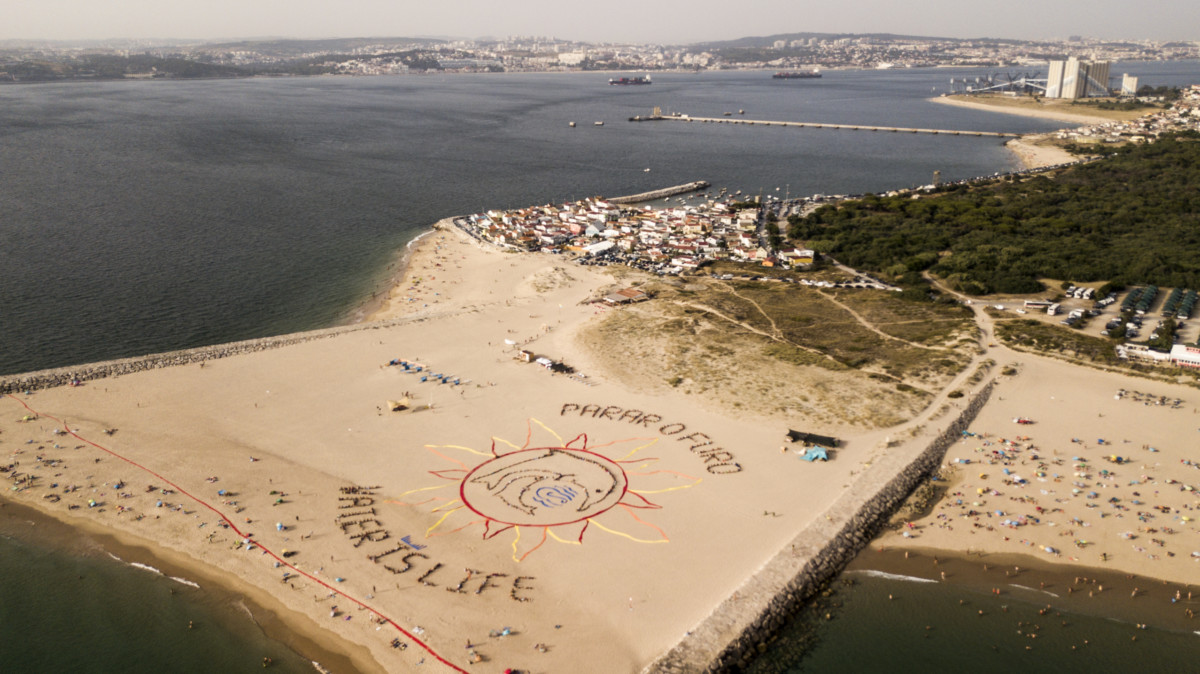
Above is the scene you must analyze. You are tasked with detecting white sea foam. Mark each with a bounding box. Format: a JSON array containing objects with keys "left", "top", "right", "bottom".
[
  {"left": 852, "top": 569, "right": 937, "bottom": 584},
  {"left": 1009, "top": 583, "right": 1060, "bottom": 598},
  {"left": 129, "top": 562, "right": 163, "bottom": 576},
  {"left": 406, "top": 228, "right": 435, "bottom": 250},
  {"left": 170, "top": 576, "right": 200, "bottom": 589}
]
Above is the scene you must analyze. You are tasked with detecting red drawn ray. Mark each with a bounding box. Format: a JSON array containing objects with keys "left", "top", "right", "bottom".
[
  {"left": 483, "top": 520, "right": 515, "bottom": 540},
  {"left": 620, "top": 490, "right": 663, "bottom": 509}
]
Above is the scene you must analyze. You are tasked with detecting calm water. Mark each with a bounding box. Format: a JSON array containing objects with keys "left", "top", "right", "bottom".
[
  {"left": 749, "top": 570, "right": 1200, "bottom": 674},
  {"left": 0, "top": 507, "right": 317, "bottom": 673},
  {"left": 0, "top": 66, "right": 1072, "bottom": 376},
  {"left": 2, "top": 62, "right": 1199, "bottom": 671}
]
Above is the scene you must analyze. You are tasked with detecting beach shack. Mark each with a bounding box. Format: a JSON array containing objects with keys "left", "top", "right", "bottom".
[
  {"left": 604, "top": 287, "right": 650, "bottom": 305},
  {"left": 785, "top": 430, "right": 841, "bottom": 448}
]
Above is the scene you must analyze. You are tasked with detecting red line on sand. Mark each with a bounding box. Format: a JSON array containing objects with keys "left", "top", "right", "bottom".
[{"left": 5, "top": 394, "right": 467, "bottom": 674}]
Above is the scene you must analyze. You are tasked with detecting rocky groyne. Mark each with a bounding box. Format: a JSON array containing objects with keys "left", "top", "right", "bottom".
[
  {"left": 647, "top": 381, "right": 996, "bottom": 673},
  {"left": 608, "top": 181, "right": 711, "bottom": 204},
  {"left": 0, "top": 317, "right": 421, "bottom": 395}
]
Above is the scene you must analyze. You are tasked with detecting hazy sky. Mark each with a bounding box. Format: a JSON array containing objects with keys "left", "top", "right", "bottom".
[{"left": 7, "top": 0, "right": 1198, "bottom": 44}]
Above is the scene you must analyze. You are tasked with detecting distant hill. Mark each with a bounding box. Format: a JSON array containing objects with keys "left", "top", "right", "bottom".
[
  {"left": 197, "top": 37, "right": 447, "bottom": 57},
  {"left": 692, "top": 32, "right": 1032, "bottom": 49}
]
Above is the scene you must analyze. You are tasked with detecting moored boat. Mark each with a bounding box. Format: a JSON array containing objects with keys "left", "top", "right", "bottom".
[{"left": 773, "top": 70, "right": 822, "bottom": 79}]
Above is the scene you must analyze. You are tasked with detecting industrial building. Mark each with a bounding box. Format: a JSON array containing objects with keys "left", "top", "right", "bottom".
[{"left": 1045, "top": 58, "right": 1111, "bottom": 99}]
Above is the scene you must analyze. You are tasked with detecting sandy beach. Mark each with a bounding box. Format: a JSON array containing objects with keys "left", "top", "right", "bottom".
[
  {"left": 875, "top": 347, "right": 1200, "bottom": 622},
  {"left": 931, "top": 95, "right": 1111, "bottom": 169},
  {"left": 931, "top": 94, "right": 1115, "bottom": 126},
  {"left": 5, "top": 214, "right": 1197, "bottom": 670},
  {"left": 2, "top": 221, "right": 965, "bottom": 672}
]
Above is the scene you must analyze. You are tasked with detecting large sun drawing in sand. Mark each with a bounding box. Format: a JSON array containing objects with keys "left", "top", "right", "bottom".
[{"left": 394, "top": 419, "right": 702, "bottom": 561}]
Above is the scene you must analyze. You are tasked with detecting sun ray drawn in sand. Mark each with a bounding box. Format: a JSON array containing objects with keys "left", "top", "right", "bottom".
[{"left": 392, "top": 419, "right": 702, "bottom": 561}]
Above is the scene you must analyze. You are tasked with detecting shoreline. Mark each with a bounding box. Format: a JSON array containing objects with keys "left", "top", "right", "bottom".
[
  {"left": 930, "top": 94, "right": 1115, "bottom": 125},
  {"left": 930, "top": 95, "right": 1094, "bottom": 170},
  {"left": 344, "top": 225, "right": 442, "bottom": 326}
]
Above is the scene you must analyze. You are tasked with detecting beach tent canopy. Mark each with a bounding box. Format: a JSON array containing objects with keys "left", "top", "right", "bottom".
[{"left": 387, "top": 398, "right": 410, "bottom": 411}]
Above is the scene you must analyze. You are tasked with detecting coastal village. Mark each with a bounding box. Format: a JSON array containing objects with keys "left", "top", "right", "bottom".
[
  {"left": 456, "top": 196, "right": 816, "bottom": 275},
  {"left": 1043, "top": 83, "right": 1200, "bottom": 143}
]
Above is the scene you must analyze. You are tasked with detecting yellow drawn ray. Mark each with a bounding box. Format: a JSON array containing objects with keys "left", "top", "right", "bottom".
[
  {"left": 529, "top": 418, "right": 565, "bottom": 446},
  {"left": 395, "top": 483, "right": 454, "bottom": 499},
  {"left": 426, "top": 443, "right": 492, "bottom": 458},
  {"left": 588, "top": 517, "right": 669, "bottom": 544},
  {"left": 546, "top": 528, "right": 584, "bottom": 545},
  {"left": 431, "top": 499, "right": 463, "bottom": 513},
  {"left": 617, "top": 438, "right": 660, "bottom": 462},
  {"left": 491, "top": 436, "right": 523, "bottom": 453},
  {"left": 629, "top": 482, "right": 700, "bottom": 495},
  {"left": 426, "top": 506, "right": 465, "bottom": 537}
]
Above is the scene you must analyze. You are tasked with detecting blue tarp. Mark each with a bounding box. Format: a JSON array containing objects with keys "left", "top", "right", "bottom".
[{"left": 801, "top": 446, "right": 829, "bottom": 462}]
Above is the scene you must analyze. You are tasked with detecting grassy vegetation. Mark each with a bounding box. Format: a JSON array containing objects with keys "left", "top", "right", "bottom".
[
  {"left": 704, "top": 278, "right": 975, "bottom": 383},
  {"left": 826, "top": 289, "right": 976, "bottom": 346},
  {"left": 994, "top": 318, "right": 1119, "bottom": 364},
  {"left": 580, "top": 275, "right": 980, "bottom": 428},
  {"left": 787, "top": 133, "right": 1200, "bottom": 295}
]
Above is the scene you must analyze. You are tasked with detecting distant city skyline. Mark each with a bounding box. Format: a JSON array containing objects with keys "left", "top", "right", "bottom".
[{"left": 6, "top": 0, "right": 1198, "bottom": 45}]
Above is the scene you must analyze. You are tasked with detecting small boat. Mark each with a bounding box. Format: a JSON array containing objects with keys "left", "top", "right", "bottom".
[
  {"left": 569, "top": 121, "right": 576, "bottom": 127},
  {"left": 594, "top": 121, "right": 604, "bottom": 126}
]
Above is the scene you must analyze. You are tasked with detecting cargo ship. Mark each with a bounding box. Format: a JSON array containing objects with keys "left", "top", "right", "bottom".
[
  {"left": 772, "top": 70, "right": 821, "bottom": 79},
  {"left": 609, "top": 75, "right": 651, "bottom": 86}
]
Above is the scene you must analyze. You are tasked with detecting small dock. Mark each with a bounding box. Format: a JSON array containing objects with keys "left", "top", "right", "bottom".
[
  {"left": 609, "top": 180, "right": 711, "bottom": 204},
  {"left": 631, "top": 115, "right": 1020, "bottom": 138}
]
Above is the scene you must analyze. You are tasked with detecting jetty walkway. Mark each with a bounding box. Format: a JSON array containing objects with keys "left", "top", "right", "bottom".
[
  {"left": 631, "top": 114, "right": 1019, "bottom": 138},
  {"left": 608, "top": 180, "right": 710, "bottom": 204}
]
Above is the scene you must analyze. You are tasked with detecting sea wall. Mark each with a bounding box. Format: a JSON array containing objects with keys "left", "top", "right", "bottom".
[
  {"left": 0, "top": 317, "right": 418, "bottom": 395},
  {"left": 647, "top": 381, "right": 995, "bottom": 673}
]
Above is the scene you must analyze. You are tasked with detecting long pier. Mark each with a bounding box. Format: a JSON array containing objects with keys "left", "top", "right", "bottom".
[
  {"left": 631, "top": 114, "right": 1020, "bottom": 138},
  {"left": 608, "top": 180, "right": 711, "bottom": 204}
]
